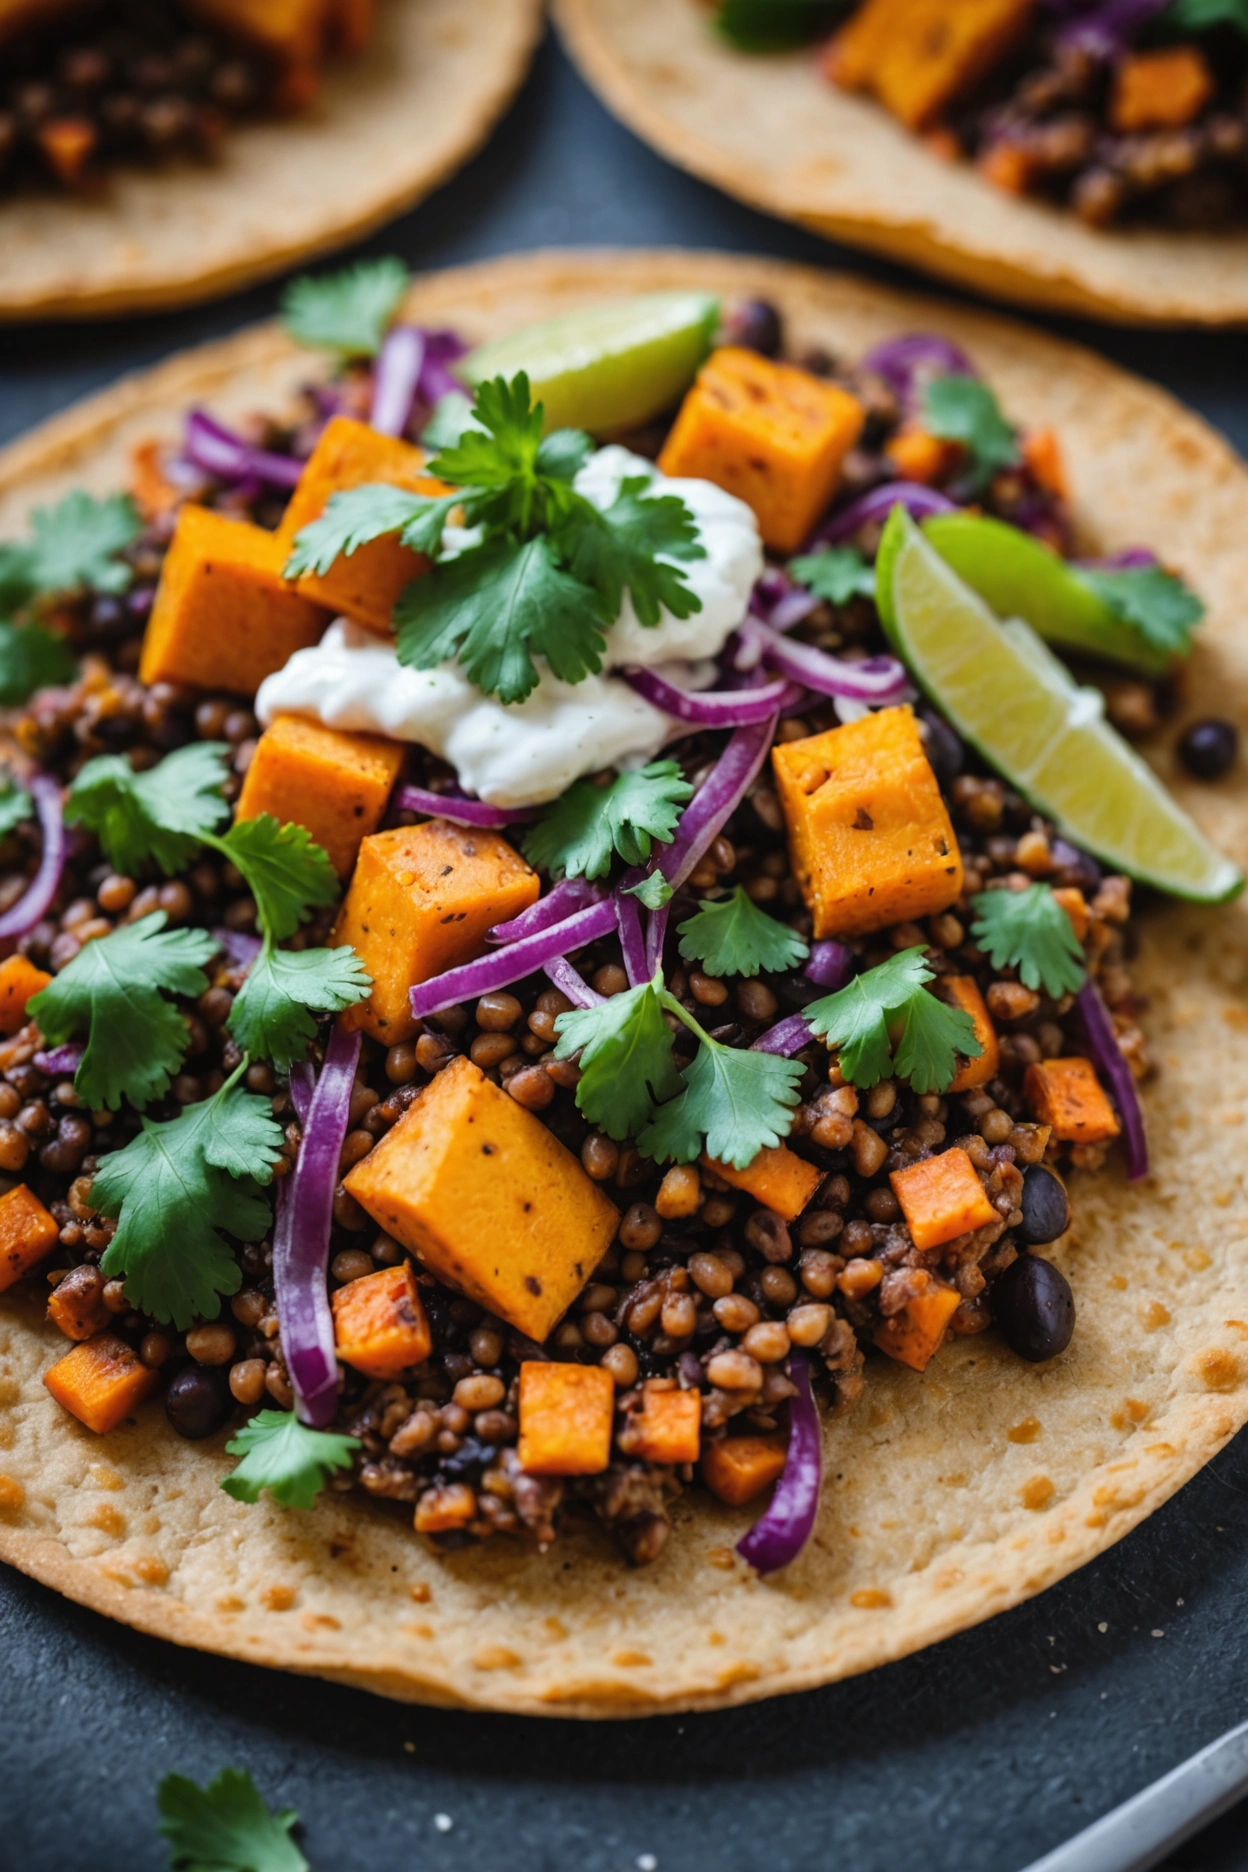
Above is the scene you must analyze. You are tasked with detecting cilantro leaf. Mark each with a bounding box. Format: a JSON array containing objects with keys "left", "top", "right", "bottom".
[
  {"left": 426, "top": 372, "right": 545, "bottom": 494},
  {"left": 788, "top": 545, "right": 875, "bottom": 605},
  {"left": 420, "top": 390, "right": 476, "bottom": 451},
  {"left": 557, "top": 477, "right": 705, "bottom": 628},
  {"left": 522, "top": 761, "right": 692, "bottom": 880},
  {"left": 970, "top": 882, "right": 1087, "bottom": 999},
  {"left": 625, "top": 870, "right": 674, "bottom": 910},
  {"left": 537, "top": 428, "right": 594, "bottom": 483},
  {"left": 0, "top": 621, "right": 77, "bottom": 703},
  {"left": 677, "top": 886, "right": 809, "bottom": 979},
  {"left": 553, "top": 978, "right": 684, "bottom": 1140},
  {"left": 0, "top": 777, "right": 33, "bottom": 838},
  {"left": 281, "top": 256, "right": 410, "bottom": 357},
  {"left": 892, "top": 988, "right": 981, "bottom": 1096},
  {"left": 21, "top": 490, "right": 140, "bottom": 599},
  {"left": 1076, "top": 565, "right": 1204, "bottom": 658},
  {"left": 805, "top": 946, "right": 981, "bottom": 1092},
  {"left": 67, "top": 742, "right": 231, "bottom": 877},
  {"left": 639, "top": 1039, "right": 803, "bottom": 1170},
  {"left": 94, "top": 1070, "right": 283, "bottom": 1329},
  {"left": 282, "top": 482, "right": 451, "bottom": 579},
  {"left": 922, "top": 376, "right": 1019, "bottom": 490},
  {"left": 1165, "top": 0, "right": 1248, "bottom": 28},
  {"left": 29, "top": 913, "right": 216, "bottom": 1113},
  {"left": 157, "top": 1766, "right": 308, "bottom": 1872},
  {"left": 218, "top": 815, "right": 339, "bottom": 943},
  {"left": 714, "top": 0, "right": 847, "bottom": 50},
  {"left": 221, "top": 1409, "right": 360, "bottom": 1511},
  {"left": 229, "top": 944, "right": 371, "bottom": 1070}
]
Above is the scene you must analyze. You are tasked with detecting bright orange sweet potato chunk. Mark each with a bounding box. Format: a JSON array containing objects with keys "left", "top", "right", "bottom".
[
  {"left": 414, "top": 1481, "right": 476, "bottom": 1535},
  {"left": 277, "top": 417, "right": 450, "bottom": 633},
  {"left": 702, "top": 1432, "right": 787, "bottom": 1507},
  {"left": 874, "top": 1276, "right": 961, "bottom": 1371},
  {"left": 703, "top": 1144, "right": 822, "bottom": 1223},
  {"left": 331, "top": 1262, "right": 431, "bottom": 1379},
  {"left": 827, "top": 0, "right": 1034, "bottom": 130},
  {"left": 939, "top": 975, "right": 999, "bottom": 1094},
  {"left": 1024, "top": 1057, "right": 1120, "bottom": 1143},
  {"left": 772, "top": 705, "right": 963, "bottom": 939},
  {"left": 43, "top": 1332, "right": 159, "bottom": 1433},
  {"left": 140, "top": 505, "right": 328, "bottom": 698},
  {"left": 657, "top": 347, "right": 865, "bottom": 554},
  {"left": 1112, "top": 46, "right": 1212, "bottom": 134},
  {"left": 345, "top": 1055, "right": 619, "bottom": 1342},
  {"left": 237, "top": 713, "right": 405, "bottom": 879},
  {"left": 333, "top": 820, "right": 539, "bottom": 1043},
  {"left": 47, "top": 1266, "right": 110, "bottom": 1341},
  {"left": 517, "top": 1361, "right": 614, "bottom": 1475},
  {"left": 0, "top": 1183, "right": 59, "bottom": 1292},
  {"left": 1052, "top": 886, "right": 1089, "bottom": 944},
  {"left": 890, "top": 1146, "right": 997, "bottom": 1251},
  {"left": 884, "top": 428, "right": 961, "bottom": 486},
  {"left": 1022, "top": 428, "right": 1067, "bottom": 500},
  {"left": 0, "top": 954, "right": 51, "bottom": 1036},
  {"left": 619, "top": 1383, "right": 702, "bottom": 1465}
]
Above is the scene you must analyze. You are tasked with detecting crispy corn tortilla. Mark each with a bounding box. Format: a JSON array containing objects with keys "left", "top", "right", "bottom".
[
  {"left": 0, "top": 249, "right": 1246, "bottom": 1717},
  {"left": 0, "top": 0, "right": 544, "bottom": 321},
  {"left": 554, "top": 0, "right": 1248, "bottom": 328}
]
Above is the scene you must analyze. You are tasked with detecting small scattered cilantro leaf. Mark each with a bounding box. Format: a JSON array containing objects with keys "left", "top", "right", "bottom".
[
  {"left": 0, "top": 621, "right": 77, "bottom": 703},
  {"left": 536, "top": 427, "right": 593, "bottom": 483},
  {"left": 219, "top": 815, "right": 339, "bottom": 944},
  {"left": 788, "top": 545, "right": 875, "bottom": 605},
  {"left": 522, "top": 761, "right": 692, "bottom": 880},
  {"left": 228, "top": 944, "right": 371, "bottom": 1070},
  {"left": 1165, "top": 0, "right": 1248, "bottom": 29},
  {"left": 553, "top": 979, "right": 684, "bottom": 1140},
  {"left": 67, "top": 742, "right": 230, "bottom": 876},
  {"left": 29, "top": 912, "right": 216, "bottom": 1113},
  {"left": 556, "top": 477, "right": 705, "bottom": 628},
  {"left": 970, "top": 882, "right": 1087, "bottom": 999},
  {"left": 677, "top": 886, "right": 809, "bottom": 979},
  {"left": 891, "top": 987, "right": 981, "bottom": 1096},
  {"left": 283, "top": 483, "right": 446, "bottom": 579},
  {"left": 0, "top": 776, "right": 33, "bottom": 837},
  {"left": 425, "top": 372, "right": 544, "bottom": 494},
  {"left": 639, "top": 1039, "right": 803, "bottom": 1170},
  {"left": 157, "top": 1765, "right": 308, "bottom": 1872},
  {"left": 806, "top": 946, "right": 981, "bottom": 1091},
  {"left": 23, "top": 490, "right": 139, "bottom": 598},
  {"left": 713, "top": 0, "right": 846, "bottom": 50},
  {"left": 624, "top": 870, "right": 674, "bottom": 910},
  {"left": 1076, "top": 565, "right": 1204, "bottom": 658},
  {"left": 281, "top": 256, "right": 410, "bottom": 357},
  {"left": 221, "top": 1409, "right": 360, "bottom": 1512},
  {"left": 922, "top": 376, "right": 1019, "bottom": 490}
]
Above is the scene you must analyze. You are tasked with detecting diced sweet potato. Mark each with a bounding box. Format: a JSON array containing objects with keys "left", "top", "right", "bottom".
[
  {"left": 1024, "top": 1057, "right": 1120, "bottom": 1143},
  {"left": 345, "top": 1056, "right": 619, "bottom": 1342},
  {"left": 43, "top": 1332, "right": 159, "bottom": 1433},
  {"left": 237, "top": 713, "right": 405, "bottom": 879},
  {"left": 517, "top": 1361, "right": 614, "bottom": 1475},
  {"left": 939, "top": 975, "right": 999, "bottom": 1093},
  {"left": 772, "top": 705, "right": 963, "bottom": 939},
  {"left": 277, "top": 418, "right": 450, "bottom": 633},
  {"left": 1022, "top": 427, "right": 1067, "bottom": 500},
  {"left": 703, "top": 1144, "right": 822, "bottom": 1223},
  {"left": 0, "top": 1183, "right": 59, "bottom": 1292},
  {"left": 884, "top": 428, "right": 961, "bottom": 486},
  {"left": 1052, "top": 886, "right": 1089, "bottom": 944},
  {"left": 978, "top": 138, "right": 1042, "bottom": 197},
  {"left": 1112, "top": 46, "right": 1213, "bottom": 134},
  {"left": 414, "top": 1481, "right": 477, "bottom": 1534},
  {"left": 826, "top": 0, "right": 1034, "bottom": 130},
  {"left": 874, "top": 1275, "right": 961, "bottom": 1372},
  {"left": 0, "top": 953, "right": 51, "bottom": 1036},
  {"left": 890, "top": 1146, "right": 997, "bottom": 1251},
  {"left": 657, "top": 347, "right": 865, "bottom": 555},
  {"left": 332, "top": 820, "right": 539, "bottom": 1043},
  {"left": 701, "top": 1432, "right": 787, "bottom": 1507},
  {"left": 331, "top": 1262, "right": 431, "bottom": 1379},
  {"left": 618, "top": 1382, "right": 702, "bottom": 1465},
  {"left": 37, "top": 116, "right": 95, "bottom": 186},
  {"left": 140, "top": 505, "right": 328, "bottom": 698},
  {"left": 47, "top": 1265, "right": 110, "bottom": 1341}
]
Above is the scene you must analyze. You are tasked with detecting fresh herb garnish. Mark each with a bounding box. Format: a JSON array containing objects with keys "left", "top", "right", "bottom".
[
  {"left": 68, "top": 741, "right": 235, "bottom": 877},
  {"left": 805, "top": 947, "right": 982, "bottom": 1092},
  {"left": 1164, "top": 0, "right": 1248, "bottom": 30},
  {"left": 639, "top": 1033, "right": 802, "bottom": 1168},
  {"left": 0, "top": 489, "right": 140, "bottom": 606},
  {"left": 788, "top": 545, "right": 875, "bottom": 604},
  {"left": 970, "top": 882, "right": 1087, "bottom": 999},
  {"left": 1076, "top": 565, "right": 1204, "bottom": 659},
  {"left": 0, "top": 621, "right": 77, "bottom": 704},
  {"left": 677, "top": 886, "right": 809, "bottom": 978},
  {"left": 624, "top": 870, "right": 675, "bottom": 910},
  {"left": 522, "top": 761, "right": 692, "bottom": 881},
  {"left": 921, "top": 377, "right": 1019, "bottom": 491},
  {"left": 281, "top": 256, "right": 410, "bottom": 358},
  {"left": 554, "top": 978, "right": 685, "bottom": 1141},
  {"left": 157, "top": 1765, "right": 308, "bottom": 1872},
  {"left": 713, "top": 0, "right": 847, "bottom": 52},
  {"left": 0, "top": 775, "right": 33, "bottom": 838},
  {"left": 229, "top": 945, "right": 371, "bottom": 1072},
  {"left": 221, "top": 1410, "right": 360, "bottom": 1510}
]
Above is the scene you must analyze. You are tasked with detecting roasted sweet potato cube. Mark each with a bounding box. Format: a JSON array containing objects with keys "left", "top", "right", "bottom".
[
  {"left": 938, "top": 975, "right": 998, "bottom": 1094},
  {"left": 772, "top": 706, "right": 963, "bottom": 939},
  {"left": 517, "top": 1361, "right": 614, "bottom": 1475},
  {"left": 884, "top": 428, "right": 962, "bottom": 486},
  {"left": 1022, "top": 428, "right": 1067, "bottom": 500},
  {"left": 0, "top": 953, "right": 51, "bottom": 1036},
  {"left": 826, "top": 0, "right": 1034, "bottom": 130},
  {"left": 1024, "top": 1057, "right": 1120, "bottom": 1143},
  {"left": 701, "top": 1432, "right": 787, "bottom": 1507},
  {"left": 140, "top": 505, "right": 328, "bottom": 698},
  {"left": 332, "top": 821, "right": 539, "bottom": 1043},
  {"left": 331, "top": 1262, "right": 431, "bottom": 1379},
  {"left": 1112, "top": 46, "right": 1212, "bottom": 134},
  {"left": 43, "top": 1332, "right": 159, "bottom": 1433},
  {"left": 890, "top": 1146, "right": 997, "bottom": 1251},
  {"left": 0, "top": 1183, "right": 59, "bottom": 1292},
  {"left": 874, "top": 1275, "right": 961, "bottom": 1372},
  {"left": 345, "top": 1056, "right": 619, "bottom": 1341},
  {"left": 276, "top": 417, "right": 449, "bottom": 634},
  {"left": 703, "top": 1144, "right": 821, "bottom": 1224},
  {"left": 237, "top": 713, "right": 405, "bottom": 878},
  {"left": 47, "top": 1265, "right": 110, "bottom": 1341},
  {"left": 657, "top": 347, "right": 865, "bottom": 554},
  {"left": 618, "top": 1383, "right": 701, "bottom": 1466},
  {"left": 414, "top": 1481, "right": 477, "bottom": 1535},
  {"left": 1052, "top": 887, "right": 1089, "bottom": 944}
]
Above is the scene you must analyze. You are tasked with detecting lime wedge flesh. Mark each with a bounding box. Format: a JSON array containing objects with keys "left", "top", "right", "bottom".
[
  {"left": 457, "top": 292, "right": 719, "bottom": 437},
  {"left": 878, "top": 510, "right": 1242, "bottom": 904}
]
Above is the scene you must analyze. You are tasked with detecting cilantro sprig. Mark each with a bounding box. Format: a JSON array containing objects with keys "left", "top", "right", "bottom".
[
  {"left": 522, "top": 761, "right": 692, "bottom": 881},
  {"left": 1165, "top": 0, "right": 1248, "bottom": 29},
  {"left": 157, "top": 1765, "right": 308, "bottom": 1872},
  {"left": 1076, "top": 565, "right": 1204, "bottom": 659},
  {"left": 0, "top": 489, "right": 140, "bottom": 607},
  {"left": 788, "top": 545, "right": 875, "bottom": 605},
  {"left": 805, "top": 948, "right": 982, "bottom": 1093},
  {"left": 713, "top": 0, "right": 847, "bottom": 50},
  {"left": 221, "top": 1409, "right": 361, "bottom": 1511},
  {"left": 921, "top": 377, "right": 1019, "bottom": 492},
  {"left": 970, "top": 883, "right": 1087, "bottom": 999},
  {"left": 281, "top": 255, "right": 410, "bottom": 358},
  {"left": 0, "top": 621, "right": 77, "bottom": 705},
  {"left": 677, "top": 886, "right": 809, "bottom": 978}
]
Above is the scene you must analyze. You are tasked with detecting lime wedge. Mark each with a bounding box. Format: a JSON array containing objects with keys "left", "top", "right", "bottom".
[
  {"left": 918, "top": 513, "right": 1170, "bottom": 677},
  {"left": 457, "top": 292, "right": 719, "bottom": 437},
  {"left": 877, "top": 509, "right": 1242, "bottom": 904}
]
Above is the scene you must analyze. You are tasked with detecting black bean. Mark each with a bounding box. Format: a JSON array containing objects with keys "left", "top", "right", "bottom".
[
  {"left": 992, "top": 1253, "right": 1075, "bottom": 1362},
  {"left": 1018, "top": 1163, "right": 1071, "bottom": 1246},
  {"left": 164, "top": 1365, "right": 231, "bottom": 1439},
  {"left": 1178, "top": 718, "right": 1238, "bottom": 782},
  {"left": 722, "top": 299, "right": 783, "bottom": 357},
  {"left": 919, "top": 707, "right": 963, "bottom": 786}
]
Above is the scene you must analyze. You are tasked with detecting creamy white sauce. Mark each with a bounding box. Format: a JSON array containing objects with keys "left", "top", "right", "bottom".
[{"left": 256, "top": 447, "right": 762, "bottom": 807}]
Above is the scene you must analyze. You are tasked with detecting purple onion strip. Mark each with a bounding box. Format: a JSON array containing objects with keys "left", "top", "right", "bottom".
[
  {"left": 1055, "top": 0, "right": 1168, "bottom": 58},
  {"left": 0, "top": 774, "right": 64, "bottom": 944},
  {"left": 623, "top": 666, "right": 793, "bottom": 727},
  {"left": 417, "top": 329, "right": 469, "bottom": 407},
  {"left": 655, "top": 716, "right": 780, "bottom": 896},
  {"left": 810, "top": 481, "right": 959, "bottom": 549},
  {"left": 543, "top": 958, "right": 605, "bottom": 1009},
  {"left": 736, "top": 1355, "right": 823, "bottom": 1574},
  {"left": 754, "top": 623, "right": 910, "bottom": 702},
  {"left": 370, "top": 326, "right": 425, "bottom": 438},
  {"left": 287, "top": 1060, "right": 315, "bottom": 1128},
  {"left": 1078, "top": 547, "right": 1159, "bottom": 572},
  {"left": 488, "top": 878, "right": 607, "bottom": 945},
  {"left": 183, "top": 410, "right": 303, "bottom": 490},
  {"left": 751, "top": 1015, "right": 815, "bottom": 1058},
  {"left": 860, "top": 333, "right": 977, "bottom": 406},
  {"left": 1076, "top": 979, "right": 1149, "bottom": 1182},
  {"left": 33, "top": 1042, "right": 83, "bottom": 1078},
  {"left": 614, "top": 890, "right": 649, "bottom": 988},
  {"left": 395, "top": 784, "right": 535, "bottom": 829},
  {"left": 212, "top": 927, "right": 262, "bottom": 972},
  {"left": 804, "top": 940, "right": 853, "bottom": 990},
  {"left": 410, "top": 898, "right": 618, "bottom": 1019}
]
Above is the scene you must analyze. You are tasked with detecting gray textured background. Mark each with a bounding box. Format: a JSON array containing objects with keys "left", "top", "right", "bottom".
[{"left": 1, "top": 28, "right": 1246, "bottom": 1872}]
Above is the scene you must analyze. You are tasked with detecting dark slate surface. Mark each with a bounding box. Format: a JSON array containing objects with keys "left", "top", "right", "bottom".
[{"left": 1, "top": 30, "right": 1245, "bottom": 1872}]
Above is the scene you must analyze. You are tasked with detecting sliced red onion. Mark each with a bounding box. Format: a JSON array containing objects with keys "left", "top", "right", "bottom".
[
  {"left": 1052, "top": 0, "right": 1167, "bottom": 58},
  {"left": 395, "top": 784, "right": 535, "bottom": 829},
  {"left": 411, "top": 897, "right": 618, "bottom": 1019},
  {"left": 418, "top": 329, "right": 469, "bottom": 407},
  {"left": 33, "top": 1042, "right": 83, "bottom": 1077},
  {"left": 274, "top": 1022, "right": 361, "bottom": 1427},
  {"left": 183, "top": 410, "right": 303, "bottom": 490},
  {"left": 1078, "top": 547, "right": 1159, "bottom": 572},
  {"left": 488, "top": 878, "right": 607, "bottom": 945},
  {"left": 623, "top": 666, "right": 792, "bottom": 727},
  {"left": 736, "top": 1354, "right": 822, "bottom": 1574},
  {"left": 769, "top": 588, "right": 821, "bottom": 632},
  {"left": 810, "top": 482, "right": 959, "bottom": 549},
  {"left": 287, "top": 1060, "right": 315, "bottom": 1127},
  {"left": 543, "top": 957, "right": 605, "bottom": 1008},
  {"left": 644, "top": 901, "right": 670, "bottom": 976},
  {"left": 754, "top": 622, "right": 910, "bottom": 703},
  {"left": 861, "top": 334, "right": 977, "bottom": 405},
  {"left": 1076, "top": 979, "right": 1148, "bottom": 1182},
  {"left": 212, "top": 927, "right": 262, "bottom": 972},
  {"left": 656, "top": 716, "right": 779, "bottom": 896},
  {"left": 370, "top": 325, "right": 425, "bottom": 437},
  {"left": 752, "top": 1015, "right": 815, "bottom": 1058},
  {"left": 804, "top": 940, "right": 853, "bottom": 990},
  {"left": 614, "top": 889, "right": 649, "bottom": 987},
  {"left": 0, "top": 773, "right": 64, "bottom": 943}
]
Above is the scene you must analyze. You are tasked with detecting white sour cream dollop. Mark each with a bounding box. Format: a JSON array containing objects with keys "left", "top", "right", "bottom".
[{"left": 255, "top": 447, "right": 762, "bottom": 807}]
